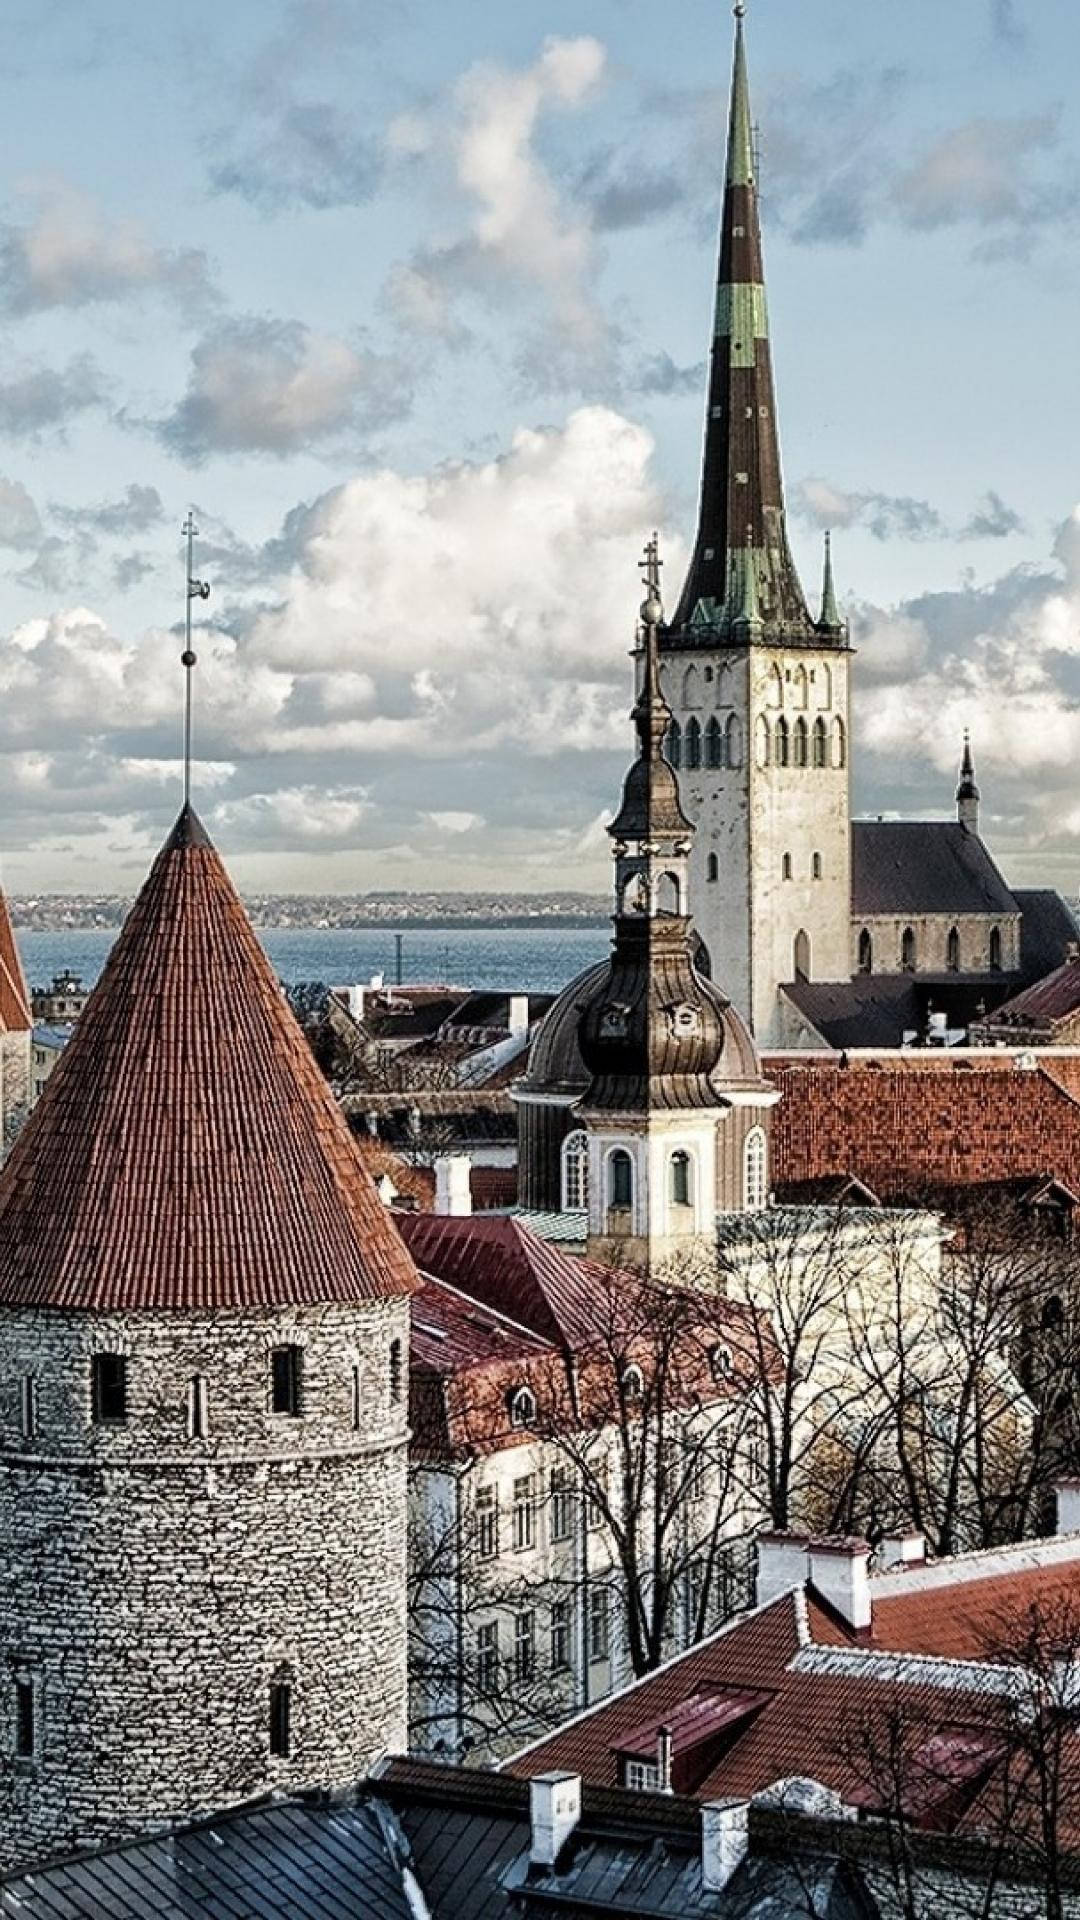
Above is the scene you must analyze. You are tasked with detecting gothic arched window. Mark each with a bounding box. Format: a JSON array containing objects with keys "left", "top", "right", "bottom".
[
  {"left": 946, "top": 926, "right": 960, "bottom": 973},
  {"left": 705, "top": 716, "right": 724, "bottom": 769},
  {"left": 794, "top": 929, "right": 811, "bottom": 979},
  {"left": 755, "top": 714, "right": 771, "bottom": 767},
  {"left": 767, "top": 664, "right": 783, "bottom": 709},
  {"left": 725, "top": 712, "right": 742, "bottom": 769},
  {"left": 666, "top": 720, "right": 682, "bottom": 769},
  {"left": 793, "top": 717, "right": 808, "bottom": 768},
  {"left": 775, "top": 717, "right": 790, "bottom": 767},
  {"left": 706, "top": 853, "right": 719, "bottom": 883},
  {"left": 744, "top": 1128, "right": 767, "bottom": 1212},
  {"left": 670, "top": 1150, "right": 693, "bottom": 1208},
  {"left": 989, "top": 926, "right": 1002, "bottom": 972},
  {"left": 716, "top": 661, "right": 733, "bottom": 707},
  {"left": 858, "top": 928, "right": 873, "bottom": 974},
  {"left": 792, "top": 664, "right": 808, "bottom": 710},
  {"left": 832, "top": 716, "right": 846, "bottom": 769},
  {"left": 812, "top": 717, "right": 828, "bottom": 768},
  {"left": 817, "top": 664, "right": 832, "bottom": 710},
  {"left": 901, "top": 926, "right": 916, "bottom": 972},
  {"left": 608, "top": 1149, "right": 633, "bottom": 1213},
  {"left": 655, "top": 870, "right": 681, "bottom": 915},
  {"left": 685, "top": 717, "right": 702, "bottom": 769},
  {"left": 682, "top": 665, "right": 701, "bottom": 709},
  {"left": 561, "top": 1129, "right": 589, "bottom": 1212}
]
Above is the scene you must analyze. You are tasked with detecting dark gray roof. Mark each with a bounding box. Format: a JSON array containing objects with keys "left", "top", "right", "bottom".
[
  {"left": 851, "top": 821, "right": 1017, "bottom": 918},
  {"left": 0, "top": 1800, "right": 415, "bottom": 1920},
  {"left": 781, "top": 975, "right": 1017, "bottom": 1051},
  {"left": 1014, "top": 888, "right": 1080, "bottom": 985}
]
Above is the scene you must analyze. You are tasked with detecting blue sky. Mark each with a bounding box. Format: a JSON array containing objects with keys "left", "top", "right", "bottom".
[{"left": 0, "top": 0, "right": 1079, "bottom": 896}]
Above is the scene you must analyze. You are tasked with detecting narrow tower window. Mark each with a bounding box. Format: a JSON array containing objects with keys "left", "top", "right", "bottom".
[
  {"left": 351, "top": 1363, "right": 362, "bottom": 1431},
  {"left": 269, "top": 1682, "right": 291, "bottom": 1758},
  {"left": 608, "top": 1150, "right": 633, "bottom": 1213},
  {"left": 744, "top": 1128, "right": 768, "bottom": 1212},
  {"left": 812, "top": 717, "right": 828, "bottom": 768},
  {"left": 685, "top": 717, "right": 702, "bottom": 769},
  {"left": 706, "top": 853, "right": 719, "bottom": 883},
  {"left": 858, "top": 929, "right": 873, "bottom": 975},
  {"left": 389, "top": 1337, "right": 403, "bottom": 1405},
  {"left": 20, "top": 1374, "right": 37, "bottom": 1440},
  {"left": 832, "top": 716, "right": 846, "bottom": 768},
  {"left": 666, "top": 720, "right": 682, "bottom": 769},
  {"left": 989, "top": 926, "right": 1002, "bottom": 972},
  {"left": 782, "top": 853, "right": 792, "bottom": 881},
  {"left": 271, "top": 1345, "right": 302, "bottom": 1417},
  {"left": 705, "top": 716, "right": 723, "bottom": 768},
  {"left": 724, "top": 713, "right": 742, "bottom": 769},
  {"left": 774, "top": 717, "right": 790, "bottom": 767},
  {"left": 901, "top": 927, "right": 917, "bottom": 973},
  {"left": 793, "top": 717, "right": 808, "bottom": 767},
  {"left": 187, "top": 1375, "right": 208, "bottom": 1440},
  {"left": 946, "top": 926, "right": 960, "bottom": 972},
  {"left": 14, "top": 1680, "right": 35, "bottom": 1760},
  {"left": 755, "top": 714, "right": 770, "bottom": 768},
  {"left": 670, "top": 1151, "right": 693, "bottom": 1208},
  {"left": 812, "top": 852, "right": 823, "bottom": 880},
  {"left": 92, "top": 1353, "right": 127, "bottom": 1425},
  {"left": 767, "top": 664, "right": 782, "bottom": 709},
  {"left": 682, "top": 664, "right": 701, "bottom": 709},
  {"left": 792, "top": 664, "right": 808, "bottom": 710},
  {"left": 561, "top": 1129, "right": 589, "bottom": 1211},
  {"left": 794, "top": 930, "right": 811, "bottom": 980}
]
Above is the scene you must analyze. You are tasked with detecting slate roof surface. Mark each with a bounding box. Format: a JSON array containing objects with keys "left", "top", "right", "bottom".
[
  {"left": 1015, "top": 887, "right": 1080, "bottom": 983},
  {"left": 0, "top": 807, "right": 419, "bottom": 1311},
  {"left": 780, "top": 975, "right": 1016, "bottom": 1051},
  {"left": 980, "top": 955, "right": 1080, "bottom": 1028},
  {"left": 851, "top": 821, "right": 1018, "bottom": 917},
  {"left": 0, "top": 887, "right": 31, "bottom": 1032}
]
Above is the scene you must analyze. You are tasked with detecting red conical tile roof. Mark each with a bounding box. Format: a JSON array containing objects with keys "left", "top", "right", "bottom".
[
  {"left": 0, "top": 886, "right": 30, "bottom": 1033},
  {"left": 0, "top": 807, "right": 418, "bottom": 1311}
]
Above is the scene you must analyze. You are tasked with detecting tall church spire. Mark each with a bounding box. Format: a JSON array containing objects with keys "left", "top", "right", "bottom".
[
  {"left": 956, "top": 730, "right": 980, "bottom": 835},
  {"left": 670, "top": 7, "right": 820, "bottom": 645}
]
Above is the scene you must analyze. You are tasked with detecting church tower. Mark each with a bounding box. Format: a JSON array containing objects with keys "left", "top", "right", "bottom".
[{"left": 659, "top": 5, "right": 852, "bottom": 1043}]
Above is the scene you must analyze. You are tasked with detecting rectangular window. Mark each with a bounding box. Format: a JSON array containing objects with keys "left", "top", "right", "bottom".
[
  {"left": 389, "top": 1338, "right": 403, "bottom": 1405},
  {"left": 587, "top": 1465, "right": 608, "bottom": 1532},
  {"left": 512, "top": 1475, "right": 535, "bottom": 1552},
  {"left": 187, "top": 1375, "right": 208, "bottom": 1441},
  {"left": 351, "top": 1364, "right": 362, "bottom": 1431},
  {"left": 92, "top": 1352, "right": 127, "bottom": 1424},
  {"left": 550, "top": 1468, "right": 574, "bottom": 1542},
  {"left": 15, "top": 1680, "right": 34, "bottom": 1759},
  {"left": 684, "top": 1432, "right": 706, "bottom": 1503},
  {"left": 514, "top": 1610, "right": 536, "bottom": 1683},
  {"left": 589, "top": 1586, "right": 610, "bottom": 1663},
  {"left": 20, "top": 1375, "right": 37, "bottom": 1440},
  {"left": 550, "top": 1598, "right": 572, "bottom": 1672},
  {"left": 475, "top": 1622, "right": 499, "bottom": 1697},
  {"left": 269, "top": 1683, "right": 291, "bottom": 1757},
  {"left": 624, "top": 1760, "right": 660, "bottom": 1792},
  {"left": 271, "top": 1346, "right": 302, "bottom": 1417},
  {"left": 475, "top": 1485, "right": 498, "bottom": 1561}
]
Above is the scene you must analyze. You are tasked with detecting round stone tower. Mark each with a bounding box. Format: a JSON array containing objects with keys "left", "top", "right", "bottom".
[{"left": 0, "top": 806, "right": 418, "bottom": 1876}]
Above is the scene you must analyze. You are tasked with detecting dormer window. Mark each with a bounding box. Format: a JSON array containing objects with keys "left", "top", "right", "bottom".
[
  {"left": 509, "top": 1386, "right": 537, "bottom": 1430},
  {"left": 599, "top": 1002, "right": 630, "bottom": 1040},
  {"left": 621, "top": 1363, "right": 645, "bottom": 1401},
  {"left": 669, "top": 1003, "right": 701, "bottom": 1038},
  {"left": 710, "top": 1343, "right": 735, "bottom": 1382}
]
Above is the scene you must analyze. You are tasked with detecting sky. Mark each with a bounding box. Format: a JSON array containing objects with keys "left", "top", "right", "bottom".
[{"left": 0, "top": 0, "right": 1079, "bottom": 897}]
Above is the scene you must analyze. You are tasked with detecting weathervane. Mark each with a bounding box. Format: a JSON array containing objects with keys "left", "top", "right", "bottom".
[
  {"left": 180, "top": 512, "right": 211, "bottom": 809},
  {"left": 638, "top": 531, "right": 664, "bottom": 628}
]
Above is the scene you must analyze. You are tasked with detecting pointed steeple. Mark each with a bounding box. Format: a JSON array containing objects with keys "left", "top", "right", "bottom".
[
  {"left": 819, "top": 530, "right": 843, "bottom": 635},
  {"left": 0, "top": 883, "right": 31, "bottom": 1035},
  {"left": 670, "top": 7, "right": 822, "bottom": 645},
  {"left": 0, "top": 807, "right": 418, "bottom": 1310},
  {"left": 956, "top": 730, "right": 980, "bottom": 834},
  {"left": 609, "top": 536, "right": 693, "bottom": 847}
]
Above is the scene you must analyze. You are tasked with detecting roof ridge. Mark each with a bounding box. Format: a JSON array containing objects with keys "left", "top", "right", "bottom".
[
  {"left": 870, "top": 1529, "right": 1080, "bottom": 1598},
  {"left": 416, "top": 1267, "right": 559, "bottom": 1350}
]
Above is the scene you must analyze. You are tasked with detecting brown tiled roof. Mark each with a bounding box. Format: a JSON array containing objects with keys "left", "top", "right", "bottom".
[
  {"left": 979, "top": 954, "right": 1080, "bottom": 1030},
  {"left": 0, "top": 808, "right": 419, "bottom": 1311},
  {"left": 0, "top": 887, "right": 31, "bottom": 1033}
]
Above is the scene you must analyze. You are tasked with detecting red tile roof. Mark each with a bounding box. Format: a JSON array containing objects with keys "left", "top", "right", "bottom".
[
  {"left": 0, "top": 887, "right": 30, "bottom": 1033},
  {"left": 0, "top": 807, "right": 419, "bottom": 1311},
  {"left": 396, "top": 1212, "right": 603, "bottom": 1347}
]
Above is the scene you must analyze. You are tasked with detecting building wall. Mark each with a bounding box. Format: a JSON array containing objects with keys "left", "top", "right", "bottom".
[
  {"left": 660, "top": 645, "right": 852, "bottom": 1044},
  {"left": 0, "top": 1029, "right": 31, "bottom": 1149},
  {"left": 851, "top": 911, "right": 1022, "bottom": 978},
  {"left": 0, "top": 1299, "right": 410, "bottom": 1875}
]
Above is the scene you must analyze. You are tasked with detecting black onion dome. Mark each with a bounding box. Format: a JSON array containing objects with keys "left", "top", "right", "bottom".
[
  {"left": 609, "top": 750, "right": 690, "bottom": 842},
  {"left": 518, "top": 960, "right": 610, "bottom": 1099},
  {"left": 577, "top": 916, "right": 732, "bottom": 1113}
]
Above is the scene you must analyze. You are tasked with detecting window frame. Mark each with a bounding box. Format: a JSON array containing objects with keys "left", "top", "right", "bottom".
[
  {"left": 744, "top": 1127, "right": 768, "bottom": 1213},
  {"left": 269, "top": 1682, "right": 291, "bottom": 1759},
  {"left": 550, "top": 1598, "right": 572, "bottom": 1672},
  {"left": 561, "top": 1129, "right": 589, "bottom": 1212},
  {"left": 588, "top": 1586, "right": 610, "bottom": 1662},
  {"left": 271, "top": 1345, "right": 303, "bottom": 1418},
  {"left": 512, "top": 1473, "right": 536, "bottom": 1551},
  {"left": 513, "top": 1609, "right": 536, "bottom": 1684},
  {"left": 475, "top": 1484, "right": 499, "bottom": 1561},
  {"left": 91, "top": 1352, "right": 128, "bottom": 1426},
  {"left": 475, "top": 1621, "right": 499, "bottom": 1697}
]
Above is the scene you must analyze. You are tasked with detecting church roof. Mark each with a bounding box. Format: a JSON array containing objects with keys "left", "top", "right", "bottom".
[
  {"left": 1014, "top": 887, "right": 1080, "bottom": 983},
  {"left": 851, "top": 820, "right": 1017, "bottom": 918},
  {"left": 0, "top": 886, "right": 31, "bottom": 1033},
  {"left": 0, "top": 806, "right": 418, "bottom": 1312}
]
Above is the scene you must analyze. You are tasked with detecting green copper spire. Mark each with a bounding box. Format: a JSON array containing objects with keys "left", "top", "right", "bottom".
[
  {"left": 728, "top": 5, "right": 754, "bottom": 190},
  {"left": 819, "top": 530, "right": 843, "bottom": 634}
]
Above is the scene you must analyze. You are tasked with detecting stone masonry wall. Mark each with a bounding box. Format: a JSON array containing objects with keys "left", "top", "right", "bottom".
[{"left": 0, "top": 1299, "right": 410, "bottom": 1875}]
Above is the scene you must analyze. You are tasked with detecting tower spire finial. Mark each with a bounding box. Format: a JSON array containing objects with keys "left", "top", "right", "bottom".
[
  {"left": 956, "top": 727, "right": 980, "bottom": 833},
  {"left": 819, "top": 528, "right": 843, "bottom": 633},
  {"left": 180, "top": 511, "right": 211, "bottom": 810}
]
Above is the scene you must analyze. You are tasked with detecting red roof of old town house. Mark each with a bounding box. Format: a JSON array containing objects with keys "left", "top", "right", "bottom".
[
  {"left": 0, "top": 886, "right": 31, "bottom": 1034},
  {"left": 0, "top": 806, "right": 419, "bottom": 1312}
]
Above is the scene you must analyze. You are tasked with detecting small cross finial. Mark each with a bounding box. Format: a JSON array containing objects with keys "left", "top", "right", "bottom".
[
  {"left": 181, "top": 512, "right": 211, "bottom": 809},
  {"left": 638, "top": 532, "right": 664, "bottom": 626},
  {"left": 734, "top": 1, "right": 746, "bottom": 17}
]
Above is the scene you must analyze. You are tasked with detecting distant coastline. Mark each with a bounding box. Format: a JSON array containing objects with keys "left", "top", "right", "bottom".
[{"left": 11, "top": 896, "right": 610, "bottom": 934}]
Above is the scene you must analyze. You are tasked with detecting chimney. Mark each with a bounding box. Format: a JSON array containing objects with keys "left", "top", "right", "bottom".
[
  {"left": 435, "top": 1155, "right": 473, "bottom": 1217},
  {"left": 529, "top": 1771, "right": 581, "bottom": 1867},
  {"left": 808, "top": 1538, "right": 872, "bottom": 1631},
  {"left": 1056, "top": 1481, "right": 1080, "bottom": 1536},
  {"left": 656, "top": 1725, "right": 673, "bottom": 1794},
  {"left": 509, "top": 994, "right": 531, "bottom": 1038},
  {"left": 755, "top": 1533, "right": 810, "bottom": 1608},
  {"left": 701, "top": 1799, "right": 749, "bottom": 1894},
  {"left": 877, "top": 1532, "right": 925, "bottom": 1573},
  {"left": 347, "top": 984, "right": 365, "bottom": 1021}
]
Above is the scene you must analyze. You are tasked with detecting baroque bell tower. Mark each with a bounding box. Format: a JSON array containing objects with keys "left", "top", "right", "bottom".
[{"left": 659, "top": 4, "right": 853, "bottom": 1043}]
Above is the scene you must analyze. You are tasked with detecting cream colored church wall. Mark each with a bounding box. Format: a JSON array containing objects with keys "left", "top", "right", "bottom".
[{"left": 850, "top": 911, "right": 1022, "bottom": 978}]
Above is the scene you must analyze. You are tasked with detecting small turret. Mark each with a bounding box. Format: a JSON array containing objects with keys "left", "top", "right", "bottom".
[
  {"left": 956, "top": 730, "right": 980, "bottom": 835},
  {"left": 818, "top": 530, "right": 844, "bottom": 638}
]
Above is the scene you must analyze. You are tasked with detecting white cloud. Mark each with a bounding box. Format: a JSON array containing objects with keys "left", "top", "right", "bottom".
[
  {"left": 0, "top": 478, "right": 42, "bottom": 550},
  {"left": 0, "top": 183, "right": 215, "bottom": 315},
  {"left": 892, "top": 115, "right": 1067, "bottom": 234}
]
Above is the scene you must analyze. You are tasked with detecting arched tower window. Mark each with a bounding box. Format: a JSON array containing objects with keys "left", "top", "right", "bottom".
[
  {"left": 812, "top": 852, "right": 823, "bottom": 880},
  {"left": 812, "top": 717, "right": 828, "bottom": 768},
  {"left": 775, "top": 717, "right": 790, "bottom": 767},
  {"left": 901, "top": 926, "right": 916, "bottom": 972},
  {"left": 946, "top": 926, "right": 960, "bottom": 972},
  {"left": 792, "top": 664, "right": 808, "bottom": 710},
  {"left": 561, "top": 1129, "right": 589, "bottom": 1211},
  {"left": 755, "top": 714, "right": 771, "bottom": 768},
  {"left": 608, "top": 1149, "right": 633, "bottom": 1213},
  {"left": 666, "top": 720, "right": 682, "bottom": 769},
  {"left": 669, "top": 1150, "right": 693, "bottom": 1208},
  {"left": 705, "top": 716, "right": 723, "bottom": 768},
  {"left": 767, "top": 664, "right": 783, "bottom": 709},
  {"left": 989, "top": 926, "right": 1002, "bottom": 972},
  {"left": 794, "top": 930, "right": 811, "bottom": 979},
  {"left": 724, "top": 712, "right": 742, "bottom": 769},
  {"left": 817, "top": 664, "right": 832, "bottom": 710},
  {"left": 858, "top": 928, "right": 873, "bottom": 974},
  {"left": 793, "top": 717, "right": 808, "bottom": 767},
  {"left": 744, "top": 1128, "right": 767, "bottom": 1212},
  {"left": 685, "top": 717, "right": 702, "bottom": 769},
  {"left": 655, "top": 870, "right": 681, "bottom": 915},
  {"left": 716, "top": 661, "right": 733, "bottom": 706},
  {"left": 682, "top": 664, "right": 701, "bottom": 709},
  {"left": 782, "top": 852, "right": 792, "bottom": 881},
  {"left": 706, "top": 853, "right": 719, "bottom": 883},
  {"left": 832, "top": 716, "right": 846, "bottom": 769}
]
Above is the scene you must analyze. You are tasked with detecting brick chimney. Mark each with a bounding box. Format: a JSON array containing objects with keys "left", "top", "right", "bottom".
[
  {"left": 755, "top": 1533, "right": 810, "bottom": 1608},
  {"left": 529, "top": 1771, "right": 581, "bottom": 1867},
  {"left": 808, "top": 1538, "right": 872, "bottom": 1631},
  {"left": 435, "top": 1155, "right": 472, "bottom": 1217}
]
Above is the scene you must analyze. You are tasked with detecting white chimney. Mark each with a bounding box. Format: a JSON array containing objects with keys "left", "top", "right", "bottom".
[
  {"left": 435, "top": 1155, "right": 473, "bottom": 1217},
  {"left": 509, "top": 994, "right": 531, "bottom": 1038},
  {"left": 701, "top": 1799, "right": 749, "bottom": 1893},
  {"left": 808, "top": 1539, "right": 872, "bottom": 1631},
  {"left": 1057, "top": 1481, "right": 1080, "bottom": 1536},
  {"left": 347, "top": 984, "right": 365, "bottom": 1021},
  {"left": 529, "top": 1771, "right": 581, "bottom": 1867},
  {"left": 755, "top": 1533, "right": 810, "bottom": 1608},
  {"left": 877, "top": 1532, "right": 925, "bottom": 1572},
  {"left": 656, "top": 1725, "right": 673, "bottom": 1794}
]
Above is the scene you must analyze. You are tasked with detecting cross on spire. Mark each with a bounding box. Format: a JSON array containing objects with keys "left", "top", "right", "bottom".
[{"left": 181, "top": 513, "right": 211, "bottom": 810}]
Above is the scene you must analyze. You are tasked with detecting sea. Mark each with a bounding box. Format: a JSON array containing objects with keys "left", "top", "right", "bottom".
[{"left": 19, "top": 925, "right": 613, "bottom": 999}]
